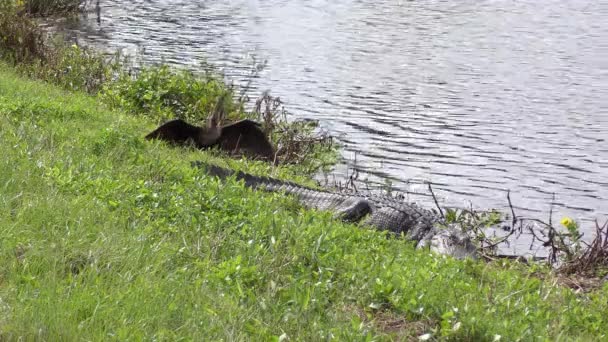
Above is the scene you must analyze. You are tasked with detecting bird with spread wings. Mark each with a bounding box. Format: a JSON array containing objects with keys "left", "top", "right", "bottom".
[{"left": 145, "top": 94, "right": 276, "bottom": 162}]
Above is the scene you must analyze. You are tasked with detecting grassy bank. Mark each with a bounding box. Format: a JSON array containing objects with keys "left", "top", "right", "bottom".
[{"left": 0, "top": 63, "right": 606, "bottom": 340}]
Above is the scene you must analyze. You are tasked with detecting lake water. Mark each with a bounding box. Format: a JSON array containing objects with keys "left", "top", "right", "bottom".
[{"left": 47, "top": 0, "right": 607, "bottom": 243}]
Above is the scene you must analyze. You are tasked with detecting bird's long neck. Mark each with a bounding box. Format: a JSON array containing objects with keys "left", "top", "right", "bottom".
[{"left": 196, "top": 126, "right": 221, "bottom": 148}]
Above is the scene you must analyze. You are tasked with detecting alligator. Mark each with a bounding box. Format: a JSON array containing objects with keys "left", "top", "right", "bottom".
[{"left": 194, "top": 162, "right": 478, "bottom": 259}]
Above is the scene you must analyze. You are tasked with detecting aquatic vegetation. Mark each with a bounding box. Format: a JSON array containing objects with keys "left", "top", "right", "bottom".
[
  {"left": 21, "top": 0, "right": 86, "bottom": 16},
  {"left": 102, "top": 64, "right": 239, "bottom": 121},
  {"left": 0, "top": 5, "right": 119, "bottom": 93},
  {"left": 0, "top": 2, "right": 47, "bottom": 62}
]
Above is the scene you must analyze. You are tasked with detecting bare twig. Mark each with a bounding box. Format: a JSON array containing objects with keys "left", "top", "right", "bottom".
[
  {"left": 427, "top": 182, "right": 444, "bottom": 220},
  {"left": 558, "top": 220, "right": 608, "bottom": 276},
  {"left": 507, "top": 190, "right": 517, "bottom": 230},
  {"left": 549, "top": 193, "right": 555, "bottom": 228}
]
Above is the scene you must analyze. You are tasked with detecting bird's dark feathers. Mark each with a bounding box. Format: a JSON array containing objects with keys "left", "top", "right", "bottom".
[{"left": 145, "top": 118, "right": 276, "bottom": 162}]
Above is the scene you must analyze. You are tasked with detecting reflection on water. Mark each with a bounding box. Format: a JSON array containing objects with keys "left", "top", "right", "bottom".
[{"left": 46, "top": 0, "right": 607, "bottom": 238}]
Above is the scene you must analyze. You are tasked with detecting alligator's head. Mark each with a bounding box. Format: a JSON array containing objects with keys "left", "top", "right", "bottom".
[{"left": 418, "top": 225, "right": 478, "bottom": 260}]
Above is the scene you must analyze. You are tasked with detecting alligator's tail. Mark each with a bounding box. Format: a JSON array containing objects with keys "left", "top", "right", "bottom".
[{"left": 191, "top": 161, "right": 318, "bottom": 193}]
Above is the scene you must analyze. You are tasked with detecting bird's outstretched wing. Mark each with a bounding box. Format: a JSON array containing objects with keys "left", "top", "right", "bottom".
[
  {"left": 145, "top": 118, "right": 276, "bottom": 162},
  {"left": 145, "top": 119, "right": 200, "bottom": 143},
  {"left": 217, "top": 119, "right": 276, "bottom": 161},
  {"left": 145, "top": 119, "right": 221, "bottom": 148}
]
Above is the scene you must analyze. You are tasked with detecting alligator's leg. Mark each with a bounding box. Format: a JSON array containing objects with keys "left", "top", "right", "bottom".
[
  {"left": 405, "top": 218, "right": 436, "bottom": 242},
  {"left": 292, "top": 190, "right": 371, "bottom": 221},
  {"left": 332, "top": 197, "right": 372, "bottom": 223},
  {"left": 362, "top": 206, "right": 433, "bottom": 236}
]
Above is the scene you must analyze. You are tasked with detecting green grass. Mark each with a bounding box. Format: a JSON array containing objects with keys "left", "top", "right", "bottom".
[{"left": 0, "top": 63, "right": 606, "bottom": 341}]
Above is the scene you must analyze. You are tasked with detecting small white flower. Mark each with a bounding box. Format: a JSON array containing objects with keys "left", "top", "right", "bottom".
[
  {"left": 453, "top": 322, "right": 461, "bottom": 331},
  {"left": 418, "top": 333, "right": 432, "bottom": 341}
]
